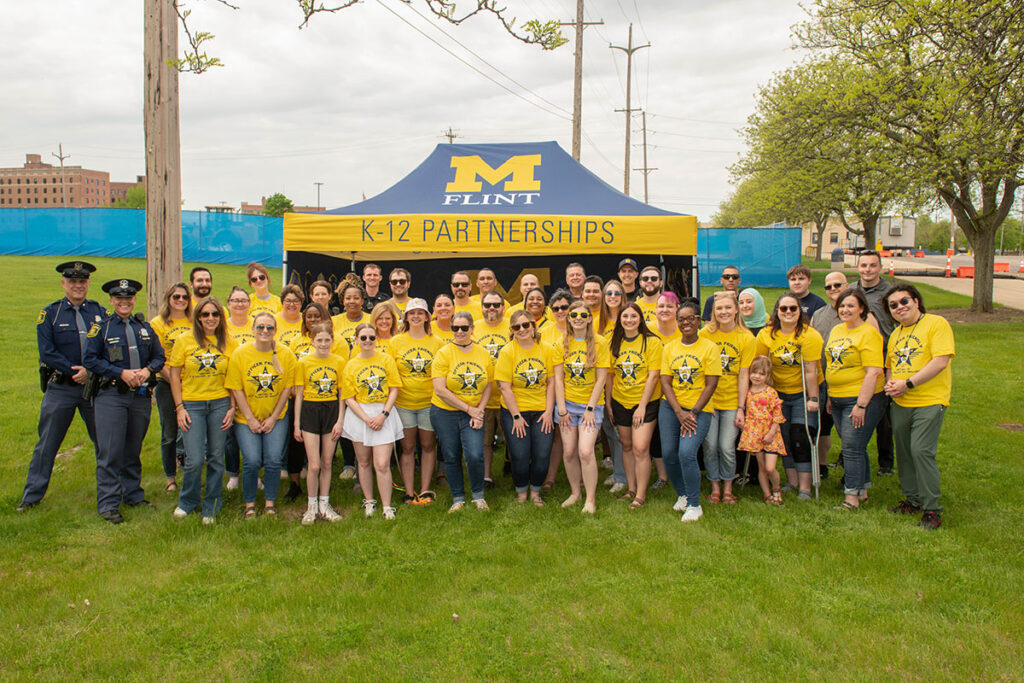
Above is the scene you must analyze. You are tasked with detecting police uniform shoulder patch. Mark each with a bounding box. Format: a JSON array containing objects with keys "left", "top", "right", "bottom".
[
  {"left": 36, "top": 309, "right": 47, "bottom": 325},
  {"left": 87, "top": 323, "right": 101, "bottom": 338}
]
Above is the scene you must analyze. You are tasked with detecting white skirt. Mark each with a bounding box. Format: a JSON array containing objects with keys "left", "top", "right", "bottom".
[{"left": 342, "top": 402, "right": 405, "bottom": 446}]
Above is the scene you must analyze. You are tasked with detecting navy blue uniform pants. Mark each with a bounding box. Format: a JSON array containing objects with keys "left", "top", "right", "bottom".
[
  {"left": 94, "top": 388, "right": 151, "bottom": 513},
  {"left": 21, "top": 382, "right": 98, "bottom": 506}
]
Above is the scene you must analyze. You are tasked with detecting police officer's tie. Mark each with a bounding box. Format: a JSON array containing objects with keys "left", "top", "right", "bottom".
[
  {"left": 124, "top": 319, "right": 142, "bottom": 369},
  {"left": 72, "top": 305, "right": 87, "bottom": 359}
]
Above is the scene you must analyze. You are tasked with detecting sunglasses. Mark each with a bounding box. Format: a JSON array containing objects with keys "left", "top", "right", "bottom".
[
  {"left": 254, "top": 324, "right": 276, "bottom": 331},
  {"left": 640, "top": 275, "right": 660, "bottom": 282},
  {"left": 250, "top": 274, "right": 267, "bottom": 283},
  {"left": 551, "top": 304, "right": 570, "bottom": 312},
  {"left": 358, "top": 334, "right": 377, "bottom": 342},
  {"left": 605, "top": 290, "right": 622, "bottom": 296},
  {"left": 390, "top": 278, "right": 408, "bottom": 285},
  {"left": 568, "top": 311, "right": 590, "bottom": 319},
  {"left": 511, "top": 322, "right": 533, "bottom": 331},
  {"left": 170, "top": 293, "right": 189, "bottom": 301},
  {"left": 888, "top": 296, "right": 913, "bottom": 310},
  {"left": 722, "top": 273, "right": 740, "bottom": 280},
  {"left": 482, "top": 302, "right": 503, "bottom": 309},
  {"left": 824, "top": 283, "right": 844, "bottom": 291},
  {"left": 198, "top": 311, "right": 221, "bottom": 319},
  {"left": 452, "top": 281, "right": 470, "bottom": 287},
  {"left": 778, "top": 305, "right": 799, "bottom": 313},
  {"left": 451, "top": 324, "right": 471, "bottom": 333}
]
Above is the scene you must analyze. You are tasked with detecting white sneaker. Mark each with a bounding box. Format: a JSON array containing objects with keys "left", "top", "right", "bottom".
[
  {"left": 338, "top": 465, "right": 356, "bottom": 480},
  {"left": 319, "top": 503, "right": 342, "bottom": 522},
  {"left": 449, "top": 501, "right": 465, "bottom": 513},
  {"left": 201, "top": 516, "right": 215, "bottom": 526},
  {"left": 301, "top": 506, "right": 317, "bottom": 526},
  {"left": 172, "top": 507, "right": 188, "bottom": 519},
  {"left": 472, "top": 499, "right": 489, "bottom": 511},
  {"left": 603, "top": 474, "right": 616, "bottom": 486},
  {"left": 681, "top": 505, "right": 704, "bottom": 522},
  {"left": 672, "top": 496, "right": 688, "bottom": 512},
  {"left": 601, "top": 457, "right": 613, "bottom": 470},
  {"left": 609, "top": 482, "right": 627, "bottom": 494},
  {"left": 362, "top": 499, "right": 377, "bottom": 518},
  {"left": 225, "top": 477, "right": 239, "bottom": 491},
  {"left": 382, "top": 505, "right": 396, "bottom": 520}
]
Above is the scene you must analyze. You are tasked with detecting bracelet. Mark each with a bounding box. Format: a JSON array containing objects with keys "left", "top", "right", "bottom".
[
  {"left": 558, "top": 411, "right": 569, "bottom": 417},
  {"left": 174, "top": 403, "right": 184, "bottom": 410},
  {"left": 855, "top": 403, "right": 866, "bottom": 410},
  {"left": 807, "top": 397, "right": 819, "bottom": 403}
]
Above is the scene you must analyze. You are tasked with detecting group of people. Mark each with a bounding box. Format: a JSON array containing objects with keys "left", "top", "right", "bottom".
[{"left": 19, "top": 253, "right": 954, "bottom": 529}]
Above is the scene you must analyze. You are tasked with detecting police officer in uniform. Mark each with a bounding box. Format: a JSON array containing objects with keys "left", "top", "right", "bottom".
[
  {"left": 17, "top": 261, "right": 107, "bottom": 512},
  {"left": 84, "top": 278, "right": 165, "bottom": 524}
]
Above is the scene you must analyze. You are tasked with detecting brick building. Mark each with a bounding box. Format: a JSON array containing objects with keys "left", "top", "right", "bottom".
[
  {"left": 240, "top": 196, "right": 325, "bottom": 215},
  {"left": 0, "top": 154, "right": 112, "bottom": 208},
  {"left": 110, "top": 175, "right": 145, "bottom": 204}
]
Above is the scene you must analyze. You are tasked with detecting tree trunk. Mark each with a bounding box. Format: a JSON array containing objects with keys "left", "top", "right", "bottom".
[
  {"left": 814, "top": 217, "right": 827, "bottom": 260},
  {"left": 144, "top": 0, "right": 182, "bottom": 317},
  {"left": 861, "top": 214, "right": 878, "bottom": 251},
  {"left": 964, "top": 219, "right": 997, "bottom": 313}
]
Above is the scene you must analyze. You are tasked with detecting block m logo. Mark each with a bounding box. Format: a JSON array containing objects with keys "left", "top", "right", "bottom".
[{"left": 445, "top": 155, "right": 542, "bottom": 193}]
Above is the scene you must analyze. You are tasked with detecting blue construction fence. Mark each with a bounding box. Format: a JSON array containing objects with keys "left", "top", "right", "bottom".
[
  {"left": 0, "top": 208, "right": 283, "bottom": 267},
  {"left": 698, "top": 225, "right": 801, "bottom": 288}
]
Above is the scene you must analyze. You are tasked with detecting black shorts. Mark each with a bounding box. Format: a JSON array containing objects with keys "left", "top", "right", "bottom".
[
  {"left": 610, "top": 397, "right": 661, "bottom": 428},
  {"left": 299, "top": 399, "right": 340, "bottom": 435}
]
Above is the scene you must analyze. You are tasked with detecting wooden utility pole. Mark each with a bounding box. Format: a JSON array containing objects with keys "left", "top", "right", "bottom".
[
  {"left": 144, "top": 0, "right": 182, "bottom": 316},
  {"left": 442, "top": 127, "right": 460, "bottom": 143},
  {"left": 314, "top": 182, "right": 324, "bottom": 210},
  {"left": 611, "top": 24, "right": 649, "bottom": 196},
  {"left": 559, "top": 1, "right": 602, "bottom": 161},
  {"left": 51, "top": 143, "right": 70, "bottom": 207},
  {"left": 632, "top": 111, "right": 657, "bottom": 203}
]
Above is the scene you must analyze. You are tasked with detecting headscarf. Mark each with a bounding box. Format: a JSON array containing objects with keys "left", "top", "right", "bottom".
[{"left": 739, "top": 288, "right": 767, "bottom": 330}]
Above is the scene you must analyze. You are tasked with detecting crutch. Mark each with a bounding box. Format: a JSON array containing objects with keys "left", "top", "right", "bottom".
[
  {"left": 800, "top": 352, "right": 822, "bottom": 500},
  {"left": 735, "top": 450, "right": 752, "bottom": 489}
]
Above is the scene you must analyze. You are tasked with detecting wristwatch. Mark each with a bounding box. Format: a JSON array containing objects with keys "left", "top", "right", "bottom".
[
  {"left": 382, "top": 410, "right": 390, "bottom": 417},
  {"left": 906, "top": 378, "right": 916, "bottom": 389},
  {"left": 856, "top": 403, "right": 866, "bottom": 409},
  {"left": 585, "top": 405, "right": 595, "bottom": 412},
  {"left": 513, "top": 413, "right": 522, "bottom": 420}
]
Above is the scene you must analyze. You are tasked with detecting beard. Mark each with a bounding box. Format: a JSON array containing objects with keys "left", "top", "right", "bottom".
[{"left": 194, "top": 286, "right": 212, "bottom": 297}]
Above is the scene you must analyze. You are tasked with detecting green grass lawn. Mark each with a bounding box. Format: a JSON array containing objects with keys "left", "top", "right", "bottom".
[{"left": 2, "top": 255, "right": 1023, "bottom": 679}]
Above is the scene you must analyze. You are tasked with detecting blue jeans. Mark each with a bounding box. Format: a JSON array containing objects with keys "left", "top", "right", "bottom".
[
  {"left": 224, "top": 428, "right": 239, "bottom": 477},
  {"left": 178, "top": 396, "right": 231, "bottom": 516},
  {"left": 234, "top": 419, "right": 288, "bottom": 504},
  {"left": 602, "top": 417, "right": 626, "bottom": 485},
  {"left": 500, "top": 408, "right": 554, "bottom": 494},
  {"left": 778, "top": 390, "right": 818, "bottom": 474},
  {"left": 702, "top": 409, "right": 739, "bottom": 482},
  {"left": 658, "top": 402, "right": 712, "bottom": 505},
  {"left": 431, "top": 406, "right": 485, "bottom": 503},
  {"left": 831, "top": 392, "right": 885, "bottom": 493},
  {"left": 154, "top": 380, "right": 179, "bottom": 477}
]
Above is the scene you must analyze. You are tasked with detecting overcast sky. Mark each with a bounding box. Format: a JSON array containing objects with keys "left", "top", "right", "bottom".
[{"left": 0, "top": 0, "right": 809, "bottom": 221}]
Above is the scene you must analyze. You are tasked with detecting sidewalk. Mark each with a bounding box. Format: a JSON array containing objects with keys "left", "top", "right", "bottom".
[{"left": 882, "top": 256, "right": 1024, "bottom": 310}]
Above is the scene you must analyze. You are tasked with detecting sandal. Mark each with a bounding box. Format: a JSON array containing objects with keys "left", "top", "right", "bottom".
[
  {"left": 628, "top": 498, "right": 646, "bottom": 509},
  {"left": 264, "top": 505, "right": 277, "bottom": 516},
  {"left": 708, "top": 491, "right": 722, "bottom": 504},
  {"left": 835, "top": 501, "right": 859, "bottom": 511},
  {"left": 722, "top": 492, "right": 738, "bottom": 505},
  {"left": 770, "top": 490, "right": 783, "bottom": 506},
  {"left": 244, "top": 506, "right": 257, "bottom": 520},
  {"left": 618, "top": 490, "right": 635, "bottom": 501},
  {"left": 541, "top": 480, "right": 554, "bottom": 492},
  {"left": 531, "top": 496, "right": 545, "bottom": 507},
  {"left": 403, "top": 494, "right": 418, "bottom": 504},
  {"left": 164, "top": 481, "right": 177, "bottom": 493}
]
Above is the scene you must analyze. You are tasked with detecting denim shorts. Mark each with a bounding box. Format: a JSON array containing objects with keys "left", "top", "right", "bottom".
[
  {"left": 554, "top": 399, "right": 603, "bottom": 427},
  {"left": 396, "top": 405, "right": 434, "bottom": 431}
]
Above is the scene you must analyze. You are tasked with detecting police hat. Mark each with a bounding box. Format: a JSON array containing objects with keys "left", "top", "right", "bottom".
[
  {"left": 101, "top": 278, "right": 143, "bottom": 297},
  {"left": 56, "top": 261, "right": 97, "bottom": 279},
  {"left": 617, "top": 258, "right": 639, "bottom": 272}
]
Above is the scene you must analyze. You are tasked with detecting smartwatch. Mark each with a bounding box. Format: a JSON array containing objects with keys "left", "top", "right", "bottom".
[
  {"left": 513, "top": 413, "right": 522, "bottom": 421},
  {"left": 382, "top": 410, "right": 390, "bottom": 417},
  {"left": 585, "top": 405, "right": 595, "bottom": 412},
  {"left": 906, "top": 378, "right": 916, "bottom": 389}
]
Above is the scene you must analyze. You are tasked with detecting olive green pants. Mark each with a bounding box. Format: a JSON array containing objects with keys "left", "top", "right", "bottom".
[{"left": 890, "top": 403, "right": 945, "bottom": 512}]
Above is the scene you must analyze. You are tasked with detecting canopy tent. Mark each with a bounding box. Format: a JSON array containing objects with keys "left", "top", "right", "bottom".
[{"left": 283, "top": 141, "right": 699, "bottom": 303}]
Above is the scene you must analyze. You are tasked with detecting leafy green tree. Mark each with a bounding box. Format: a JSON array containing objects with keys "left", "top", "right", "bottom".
[
  {"left": 112, "top": 184, "right": 146, "bottom": 209},
  {"left": 796, "top": 0, "right": 1024, "bottom": 312},
  {"left": 262, "top": 193, "right": 294, "bottom": 218}
]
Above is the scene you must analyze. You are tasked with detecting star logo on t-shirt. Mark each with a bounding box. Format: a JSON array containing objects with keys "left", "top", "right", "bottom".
[
  {"left": 314, "top": 370, "right": 336, "bottom": 396},
  {"left": 674, "top": 362, "right": 695, "bottom": 386},
  {"left": 827, "top": 340, "right": 851, "bottom": 366},
  {"left": 619, "top": 357, "right": 637, "bottom": 381},
  {"left": 402, "top": 350, "right": 430, "bottom": 375},
  {"left": 892, "top": 341, "right": 921, "bottom": 368},
  {"left": 361, "top": 371, "right": 383, "bottom": 395},
  {"left": 482, "top": 336, "right": 506, "bottom": 359},
  {"left": 519, "top": 366, "right": 542, "bottom": 387},
  {"left": 191, "top": 348, "right": 219, "bottom": 372},
  {"left": 567, "top": 357, "right": 587, "bottom": 380},
  {"left": 720, "top": 349, "right": 735, "bottom": 373},
  {"left": 778, "top": 345, "right": 800, "bottom": 366},
  {"left": 459, "top": 370, "right": 481, "bottom": 390}
]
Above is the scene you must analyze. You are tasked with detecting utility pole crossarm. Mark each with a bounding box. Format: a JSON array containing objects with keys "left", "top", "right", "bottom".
[
  {"left": 52, "top": 144, "right": 71, "bottom": 208},
  {"left": 559, "top": 0, "right": 603, "bottom": 161}
]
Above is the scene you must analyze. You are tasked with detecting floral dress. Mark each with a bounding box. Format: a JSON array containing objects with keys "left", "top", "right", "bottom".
[{"left": 738, "top": 386, "right": 787, "bottom": 455}]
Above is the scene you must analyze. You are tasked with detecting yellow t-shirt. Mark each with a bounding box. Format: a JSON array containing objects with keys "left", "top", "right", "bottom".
[
  {"left": 557, "top": 335, "right": 611, "bottom": 405},
  {"left": 331, "top": 312, "right": 370, "bottom": 351},
  {"left": 637, "top": 299, "right": 658, "bottom": 325},
  {"left": 453, "top": 300, "right": 483, "bottom": 324},
  {"left": 296, "top": 353, "right": 346, "bottom": 403},
  {"left": 611, "top": 334, "right": 663, "bottom": 407},
  {"left": 541, "top": 323, "right": 567, "bottom": 349},
  {"left": 430, "top": 342, "right": 494, "bottom": 411},
  {"left": 434, "top": 327, "right": 454, "bottom": 344},
  {"left": 651, "top": 325, "right": 681, "bottom": 345},
  {"left": 388, "top": 333, "right": 443, "bottom": 410},
  {"left": 824, "top": 322, "right": 885, "bottom": 398},
  {"left": 288, "top": 334, "right": 348, "bottom": 362},
  {"left": 168, "top": 334, "right": 237, "bottom": 401},
  {"left": 754, "top": 326, "right": 824, "bottom": 394},
  {"left": 248, "top": 293, "right": 282, "bottom": 320},
  {"left": 274, "top": 313, "right": 303, "bottom": 350},
  {"left": 224, "top": 343, "right": 297, "bottom": 423},
  {"left": 699, "top": 326, "right": 756, "bottom": 410},
  {"left": 474, "top": 319, "right": 512, "bottom": 409},
  {"left": 341, "top": 351, "right": 403, "bottom": 404},
  {"left": 226, "top": 318, "right": 255, "bottom": 347},
  {"left": 661, "top": 337, "right": 722, "bottom": 410},
  {"left": 494, "top": 340, "right": 557, "bottom": 412},
  {"left": 387, "top": 298, "right": 409, "bottom": 315},
  {"left": 886, "top": 313, "right": 956, "bottom": 407},
  {"left": 150, "top": 315, "right": 192, "bottom": 359}
]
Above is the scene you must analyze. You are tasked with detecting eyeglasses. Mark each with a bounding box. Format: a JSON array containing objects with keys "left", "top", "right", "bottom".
[
  {"left": 283, "top": 299, "right": 301, "bottom": 306},
  {"left": 358, "top": 334, "right": 377, "bottom": 341},
  {"left": 778, "top": 305, "right": 799, "bottom": 313},
  {"left": 510, "top": 322, "right": 533, "bottom": 331},
  {"left": 452, "top": 281, "right": 470, "bottom": 287},
  {"left": 390, "top": 278, "right": 408, "bottom": 285},
  {"left": 678, "top": 315, "right": 699, "bottom": 323},
  {"left": 482, "top": 302, "right": 503, "bottom": 309},
  {"left": 605, "top": 290, "right": 622, "bottom": 296},
  {"left": 551, "top": 304, "right": 569, "bottom": 312},
  {"left": 250, "top": 274, "right": 267, "bottom": 283},
  {"left": 888, "top": 296, "right": 913, "bottom": 310},
  {"left": 199, "top": 311, "right": 220, "bottom": 319},
  {"left": 228, "top": 298, "right": 248, "bottom": 304},
  {"left": 451, "top": 325, "right": 471, "bottom": 333},
  {"left": 170, "top": 294, "right": 188, "bottom": 301},
  {"left": 722, "top": 273, "right": 740, "bottom": 280},
  {"left": 568, "top": 311, "right": 590, "bottom": 319},
  {"left": 254, "top": 324, "right": 276, "bottom": 331},
  {"left": 640, "top": 275, "right": 660, "bottom": 282},
  {"left": 824, "top": 283, "right": 844, "bottom": 291}
]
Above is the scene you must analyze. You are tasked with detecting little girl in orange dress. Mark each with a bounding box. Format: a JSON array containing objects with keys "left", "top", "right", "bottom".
[{"left": 738, "top": 356, "right": 787, "bottom": 504}]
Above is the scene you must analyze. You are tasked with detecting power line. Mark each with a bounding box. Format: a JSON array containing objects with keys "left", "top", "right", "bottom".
[
  {"left": 650, "top": 130, "right": 740, "bottom": 142},
  {"left": 648, "top": 112, "right": 746, "bottom": 126}
]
